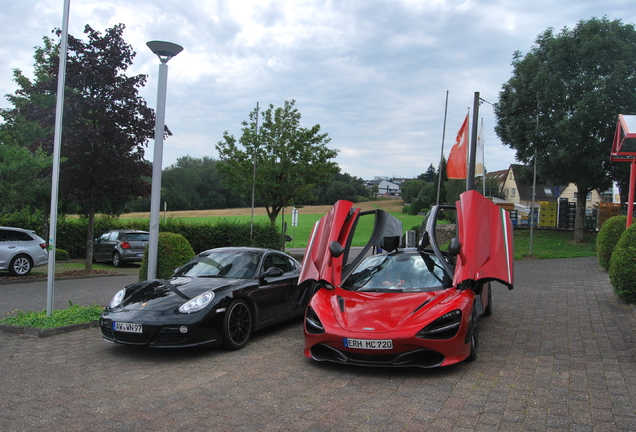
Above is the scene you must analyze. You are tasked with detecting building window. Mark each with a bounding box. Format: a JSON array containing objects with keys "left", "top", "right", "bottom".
[{"left": 511, "top": 188, "right": 516, "bottom": 197}]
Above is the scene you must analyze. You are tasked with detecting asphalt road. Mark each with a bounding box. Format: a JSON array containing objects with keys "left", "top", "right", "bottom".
[{"left": 2, "top": 257, "right": 636, "bottom": 431}]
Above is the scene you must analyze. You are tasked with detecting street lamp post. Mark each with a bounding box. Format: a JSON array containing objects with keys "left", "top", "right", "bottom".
[{"left": 146, "top": 41, "right": 183, "bottom": 281}]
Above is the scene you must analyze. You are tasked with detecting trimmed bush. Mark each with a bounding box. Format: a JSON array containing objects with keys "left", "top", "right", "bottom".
[
  {"left": 139, "top": 232, "right": 195, "bottom": 281},
  {"left": 55, "top": 249, "right": 70, "bottom": 261},
  {"left": 596, "top": 215, "right": 627, "bottom": 271},
  {"left": 609, "top": 223, "right": 636, "bottom": 303}
]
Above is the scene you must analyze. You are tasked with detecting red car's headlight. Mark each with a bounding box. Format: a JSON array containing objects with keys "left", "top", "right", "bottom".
[
  {"left": 417, "top": 309, "right": 462, "bottom": 340},
  {"left": 305, "top": 307, "right": 324, "bottom": 334}
]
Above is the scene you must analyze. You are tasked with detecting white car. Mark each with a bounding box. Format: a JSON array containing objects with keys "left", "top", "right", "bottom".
[{"left": 0, "top": 227, "right": 49, "bottom": 276}]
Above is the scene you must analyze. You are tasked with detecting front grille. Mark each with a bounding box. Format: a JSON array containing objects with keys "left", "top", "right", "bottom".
[
  {"left": 113, "top": 332, "right": 151, "bottom": 344},
  {"left": 154, "top": 327, "right": 188, "bottom": 345},
  {"left": 310, "top": 343, "right": 445, "bottom": 368}
]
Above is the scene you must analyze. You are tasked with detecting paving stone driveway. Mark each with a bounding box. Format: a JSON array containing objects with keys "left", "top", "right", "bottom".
[{"left": 2, "top": 257, "right": 636, "bottom": 431}]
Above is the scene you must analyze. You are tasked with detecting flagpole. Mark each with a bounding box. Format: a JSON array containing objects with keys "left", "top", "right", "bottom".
[
  {"left": 436, "top": 91, "right": 449, "bottom": 206},
  {"left": 467, "top": 92, "right": 480, "bottom": 192}
]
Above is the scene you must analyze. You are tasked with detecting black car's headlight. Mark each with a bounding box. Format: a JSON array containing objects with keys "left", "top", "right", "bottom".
[
  {"left": 305, "top": 307, "right": 324, "bottom": 334},
  {"left": 417, "top": 309, "right": 462, "bottom": 340},
  {"left": 179, "top": 291, "right": 215, "bottom": 314},
  {"left": 109, "top": 288, "right": 127, "bottom": 309}
]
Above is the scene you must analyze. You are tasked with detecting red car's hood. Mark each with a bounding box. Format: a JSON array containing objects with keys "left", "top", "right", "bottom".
[
  {"left": 453, "top": 190, "right": 514, "bottom": 289},
  {"left": 326, "top": 289, "right": 450, "bottom": 332}
]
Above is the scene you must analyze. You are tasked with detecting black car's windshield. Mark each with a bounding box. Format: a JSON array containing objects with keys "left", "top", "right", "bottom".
[
  {"left": 342, "top": 252, "right": 448, "bottom": 292},
  {"left": 174, "top": 252, "right": 259, "bottom": 279}
]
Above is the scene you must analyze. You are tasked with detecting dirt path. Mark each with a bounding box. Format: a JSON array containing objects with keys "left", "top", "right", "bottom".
[{"left": 120, "top": 199, "right": 405, "bottom": 219}]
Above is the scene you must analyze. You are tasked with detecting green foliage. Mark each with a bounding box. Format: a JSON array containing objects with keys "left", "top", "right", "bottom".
[
  {"left": 55, "top": 249, "right": 69, "bottom": 260},
  {"left": 139, "top": 232, "right": 195, "bottom": 281},
  {"left": 3, "top": 24, "right": 156, "bottom": 266},
  {"left": 0, "top": 303, "right": 102, "bottom": 328},
  {"left": 401, "top": 180, "right": 426, "bottom": 203},
  {"left": 161, "top": 156, "right": 248, "bottom": 211},
  {"left": 609, "top": 224, "right": 636, "bottom": 303},
  {"left": 596, "top": 215, "right": 627, "bottom": 271},
  {"left": 495, "top": 17, "right": 636, "bottom": 241},
  {"left": 216, "top": 100, "right": 339, "bottom": 225},
  {"left": 0, "top": 207, "right": 45, "bottom": 233}
]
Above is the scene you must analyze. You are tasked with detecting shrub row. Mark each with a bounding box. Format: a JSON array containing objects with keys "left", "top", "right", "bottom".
[
  {"left": 597, "top": 215, "right": 636, "bottom": 303},
  {"left": 0, "top": 210, "right": 282, "bottom": 258}
]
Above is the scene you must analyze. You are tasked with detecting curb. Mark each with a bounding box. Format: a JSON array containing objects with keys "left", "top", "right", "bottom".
[{"left": 0, "top": 320, "right": 100, "bottom": 337}]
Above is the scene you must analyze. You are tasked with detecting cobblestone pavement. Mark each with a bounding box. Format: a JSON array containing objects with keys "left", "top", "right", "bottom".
[{"left": 2, "top": 256, "right": 636, "bottom": 431}]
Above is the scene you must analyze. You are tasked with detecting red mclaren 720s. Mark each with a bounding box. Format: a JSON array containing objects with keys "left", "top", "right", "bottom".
[{"left": 299, "top": 190, "right": 514, "bottom": 368}]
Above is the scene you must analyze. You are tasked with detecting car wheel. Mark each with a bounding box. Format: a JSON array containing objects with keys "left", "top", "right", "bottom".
[
  {"left": 466, "top": 306, "right": 479, "bottom": 362},
  {"left": 9, "top": 254, "right": 33, "bottom": 276},
  {"left": 483, "top": 283, "right": 492, "bottom": 316},
  {"left": 112, "top": 252, "right": 122, "bottom": 267},
  {"left": 222, "top": 300, "right": 253, "bottom": 350}
]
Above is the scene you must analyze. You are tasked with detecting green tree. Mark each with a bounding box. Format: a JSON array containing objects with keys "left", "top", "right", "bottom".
[
  {"left": 6, "top": 24, "right": 156, "bottom": 269},
  {"left": 400, "top": 179, "right": 426, "bottom": 203},
  {"left": 418, "top": 164, "right": 437, "bottom": 182},
  {"left": 162, "top": 156, "right": 247, "bottom": 210},
  {"left": 216, "top": 100, "right": 339, "bottom": 226},
  {"left": 495, "top": 17, "right": 636, "bottom": 242}
]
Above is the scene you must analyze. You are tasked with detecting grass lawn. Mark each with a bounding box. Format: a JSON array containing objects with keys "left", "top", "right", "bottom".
[{"left": 513, "top": 228, "right": 597, "bottom": 260}]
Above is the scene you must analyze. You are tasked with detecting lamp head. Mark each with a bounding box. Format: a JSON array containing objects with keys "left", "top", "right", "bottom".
[{"left": 146, "top": 41, "right": 183, "bottom": 63}]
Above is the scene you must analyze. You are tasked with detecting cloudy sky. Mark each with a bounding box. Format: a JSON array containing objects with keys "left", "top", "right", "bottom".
[{"left": 2, "top": 0, "right": 635, "bottom": 180}]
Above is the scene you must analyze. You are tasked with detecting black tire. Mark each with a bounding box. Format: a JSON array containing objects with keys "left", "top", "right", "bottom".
[
  {"left": 112, "top": 251, "right": 122, "bottom": 267},
  {"left": 9, "top": 254, "right": 33, "bottom": 276},
  {"left": 466, "top": 306, "right": 479, "bottom": 362},
  {"left": 222, "top": 300, "right": 253, "bottom": 350},
  {"left": 483, "top": 284, "right": 492, "bottom": 316}
]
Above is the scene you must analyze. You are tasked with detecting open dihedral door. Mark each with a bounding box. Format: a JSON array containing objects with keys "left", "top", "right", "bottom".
[
  {"left": 454, "top": 190, "right": 514, "bottom": 290},
  {"left": 299, "top": 200, "right": 403, "bottom": 288}
]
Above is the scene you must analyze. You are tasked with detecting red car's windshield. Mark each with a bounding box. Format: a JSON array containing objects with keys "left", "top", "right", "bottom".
[{"left": 341, "top": 252, "right": 452, "bottom": 293}]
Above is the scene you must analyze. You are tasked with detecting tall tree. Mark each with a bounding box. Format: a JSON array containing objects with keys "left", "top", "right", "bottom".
[
  {"left": 162, "top": 156, "right": 247, "bottom": 210},
  {"left": 418, "top": 164, "right": 437, "bottom": 182},
  {"left": 216, "top": 100, "right": 339, "bottom": 226},
  {"left": 495, "top": 17, "right": 636, "bottom": 241},
  {"left": 6, "top": 24, "right": 156, "bottom": 268}
]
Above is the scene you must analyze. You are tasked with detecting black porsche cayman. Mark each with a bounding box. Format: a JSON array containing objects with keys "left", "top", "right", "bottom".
[{"left": 100, "top": 247, "right": 310, "bottom": 349}]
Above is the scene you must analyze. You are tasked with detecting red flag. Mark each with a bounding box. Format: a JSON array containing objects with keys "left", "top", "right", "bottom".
[{"left": 447, "top": 115, "right": 469, "bottom": 179}]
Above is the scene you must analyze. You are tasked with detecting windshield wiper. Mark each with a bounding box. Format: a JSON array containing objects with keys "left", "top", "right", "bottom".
[{"left": 358, "top": 288, "right": 403, "bottom": 293}]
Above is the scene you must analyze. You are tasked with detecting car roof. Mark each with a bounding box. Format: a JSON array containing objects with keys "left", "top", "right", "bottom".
[{"left": 0, "top": 226, "right": 35, "bottom": 233}]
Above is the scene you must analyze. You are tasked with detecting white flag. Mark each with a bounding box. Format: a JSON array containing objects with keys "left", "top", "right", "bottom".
[{"left": 475, "top": 118, "right": 485, "bottom": 177}]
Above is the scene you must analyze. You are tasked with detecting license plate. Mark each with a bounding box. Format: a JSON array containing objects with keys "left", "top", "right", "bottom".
[
  {"left": 113, "top": 322, "right": 143, "bottom": 333},
  {"left": 343, "top": 338, "right": 393, "bottom": 350}
]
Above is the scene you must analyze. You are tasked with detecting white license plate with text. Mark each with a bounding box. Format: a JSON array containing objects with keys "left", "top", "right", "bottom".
[
  {"left": 343, "top": 338, "right": 393, "bottom": 350},
  {"left": 113, "top": 322, "right": 143, "bottom": 333}
]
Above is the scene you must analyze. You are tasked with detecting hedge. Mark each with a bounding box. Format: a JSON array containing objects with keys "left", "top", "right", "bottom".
[
  {"left": 0, "top": 211, "right": 282, "bottom": 258},
  {"left": 609, "top": 223, "right": 636, "bottom": 303},
  {"left": 596, "top": 215, "right": 627, "bottom": 271}
]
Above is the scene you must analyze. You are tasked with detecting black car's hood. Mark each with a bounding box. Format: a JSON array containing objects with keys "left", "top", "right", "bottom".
[{"left": 119, "top": 277, "right": 248, "bottom": 312}]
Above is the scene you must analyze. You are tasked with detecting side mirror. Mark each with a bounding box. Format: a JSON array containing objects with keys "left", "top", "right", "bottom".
[
  {"left": 262, "top": 267, "right": 284, "bottom": 278},
  {"left": 448, "top": 237, "right": 461, "bottom": 256},
  {"left": 329, "top": 240, "right": 345, "bottom": 258}
]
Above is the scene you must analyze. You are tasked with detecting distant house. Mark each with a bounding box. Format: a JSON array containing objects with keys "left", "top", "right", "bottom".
[
  {"left": 365, "top": 178, "right": 401, "bottom": 195},
  {"left": 501, "top": 164, "right": 603, "bottom": 209},
  {"left": 483, "top": 169, "right": 508, "bottom": 196}
]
